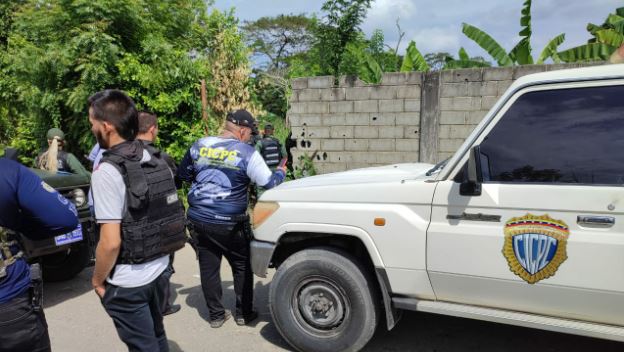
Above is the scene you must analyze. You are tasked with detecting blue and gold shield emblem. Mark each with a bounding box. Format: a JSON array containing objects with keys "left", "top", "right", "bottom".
[{"left": 502, "top": 214, "right": 569, "bottom": 284}]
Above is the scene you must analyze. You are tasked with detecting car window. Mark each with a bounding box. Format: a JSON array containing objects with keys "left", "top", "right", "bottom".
[{"left": 478, "top": 84, "right": 624, "bottom": 185}]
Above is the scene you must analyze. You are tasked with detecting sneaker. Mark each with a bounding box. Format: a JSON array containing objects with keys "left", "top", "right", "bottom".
[
  {"left": 235, "top": 311, "right": 258, "bottom": 326},
  {"left": 209, "top": 310, "right": 231, "bottom": 328},
  {"left": 162, "top": 304, "right": 181, "bottom": 316}
]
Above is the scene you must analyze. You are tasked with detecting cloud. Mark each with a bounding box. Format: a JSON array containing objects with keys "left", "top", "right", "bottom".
[
  {"left": 367, "top": 0, "right": 417, "bottom": 23},
  {"left": 409, "top": 27, "right": 461, "bottom": 54}
]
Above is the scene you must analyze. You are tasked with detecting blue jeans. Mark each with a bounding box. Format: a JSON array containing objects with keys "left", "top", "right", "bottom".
[{"left": 101, "top": 272, "right": 169, "bottom": 352}]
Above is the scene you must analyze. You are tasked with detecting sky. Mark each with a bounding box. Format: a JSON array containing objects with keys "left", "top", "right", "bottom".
[{"left": 213, "top": 0, "right": 623, "bottom": 64}]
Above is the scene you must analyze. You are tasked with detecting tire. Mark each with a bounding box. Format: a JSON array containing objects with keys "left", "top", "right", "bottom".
[
  {"left": 41, "top": 242, "right": 91, "bottom": 282},
  {"left": 269, "top": 247, "right": 379, "bottom": 352}
]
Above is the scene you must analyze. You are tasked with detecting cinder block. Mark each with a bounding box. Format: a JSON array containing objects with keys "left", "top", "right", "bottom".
[
  {"left": 465, "top": 82, "right": 484, "bottom": 97},
  {"left": 483, "top": 67, "right": 513, "bottom": 81},
  {"left": 443, "top": 125, "right": 475, "bottom": 139},
  {"left": 305, "top": 127, "right": 330, "bottom": 139},
  {"left": 441, "top": 83, "right": 466, "bottom": 97},
  {"left": 293, "top": 138, "right": 321, "bottom": 151},
  {"left": 395, "top": 112, "right": 419, "bottom": 125},
  {"left": 306, "top": 102, "right": 329, "bottom": 114},
  {"left": 439, "top": 125, "right": 452, "bottom": 139},
  {"left": 379, "top": 99, "right": 404, "bottom": 113},
  {"left": 370, "top": 86, "right": 398, "bottom": 100},
  {"left": 442, "top": 68, "right": 483, "bottom": 82},
  {"left": 406, "top": 71, "right": 423, "bottom": 84},
  {"left": 439, "top": 138, "right": 465, "bottom": 153},
  {"left": 322, "top": 113, "right": 346, "bottom": 126},
  {"left": 440, "top": 111, "right": 466, "bottom": 125},
  {"left": 329, "top": 101, "right": 354, "bottom": 113},
  {"left": 345, "top": 87, "right": 371, "bottom": 100},
  {"left": 376, "top": 152, "right": 405, "bottom": 164},
  {"left": 497, "top": 80, "right": 513, "bottom": 95},
  {"left": 467, "top": 110, "right": 487, "bottom": 124},
  {"left": 397, "top": 86, "right": 421, "bottom": 99},
  {"left": 401, "top": 151, "right": 418, "bottom": 163},
  {"left": 330, "top": 126, "right": 354, "bottom": 138},
  {"left": 345, "top": 139, "right": 369, "bottom": 151},
  {"left": 289, "top": 90, "right": 299, "bottom": 103},
  {"left": 354, "top": 100, "right": 378, "bottom": 113},
  {"left": 289, "top": 102, "right": 306, "bottom": 114},
  {"left": 354, "top": 126, "right": 379, "bottom": 139},
  {"left": 345, "top": 113, "right": 370, "bottom": 126},
  {"left": 403, "top": 126, "right": 419, "bottom": 139},
  {"left": 513, "top": 65, "right": 548, "bottom": 79},
  {"left": 481, "top": 96, "right": 498, "bottom": 110},
  {"left": 379, "top": 126, "right": 404, "bottom": 139},
  {"left": 369, "top": 139, "right": 395, "bottom": 151},
  {"left": 446, "top": 97, "right": 473, "bottom": 111},
  {"left": 471, "top": 97, "right": 482, "bottom": 110},
  {"left": 321, "top": 88, "right": 346, "bottom": 101},
  {"left": 287, "top": 114, "right": 302, "bottom": 127},
  {"left": 291, "top": 78, "right": 308, "bottom": 90},
  {"left": 308, "top": 76, "right": 333, "bottom": 88},
  {"left": 480, "top": 81, "right": 498, "bottom": 96},
  {"left": 404, "top": 99, "right": 421, "bottom": 112},
  {"left": 298, "top": 114, "right": 322, "bottom": 127},
  {"left": 321, "top": 139, "right": 345, "bottom": 151},
  {"left": 346, "top": 162, "right": 373, "bottom": 170},
  {"left": 298, "top": 89, "right": 322, "bottom": 101},
  {"left": 291, "top": 127, "right": 306, "bottom": 138},
  {"left": 370, "top": 114, "right": 396, "bottom": 126},
  {"left": 396, "top": 139, "right": 419, "bottom": 152},
  {"left": 316, "top": 163, "right": 347, "bottom": 175},
  {"left": 338, "top": 75, "right": 367, "bottom": 87},
  {"left": 381, "top": 72, "right": 408, "bottom": 85}
]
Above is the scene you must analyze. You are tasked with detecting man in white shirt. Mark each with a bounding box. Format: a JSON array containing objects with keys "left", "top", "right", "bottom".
[{"left": 88, "top": 90, "right": 184, "bottom": 352}]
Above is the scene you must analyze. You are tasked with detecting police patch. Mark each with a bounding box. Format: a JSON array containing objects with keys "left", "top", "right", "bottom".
[
  {"left": 502, "top": 214, "right": 569, "bottom": 284},
  {"left": 41, "top": 181, "right": 55, "bottom": 193}
]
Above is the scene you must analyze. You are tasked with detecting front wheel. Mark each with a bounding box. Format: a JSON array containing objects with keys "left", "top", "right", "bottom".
[
  {"left": 269, "top": 247, "right": 379, "bottom": 352},
  {"left": 41, "top": 242, "right": 91, "bottom": 282}
]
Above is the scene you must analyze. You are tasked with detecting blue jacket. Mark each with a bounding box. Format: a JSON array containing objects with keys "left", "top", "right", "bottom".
[
  {"left": 178, "top": 136, "right": 285, "bottom": 225},
  {"left": 0, "top": 159, "right": 79, "bottom": 303}
]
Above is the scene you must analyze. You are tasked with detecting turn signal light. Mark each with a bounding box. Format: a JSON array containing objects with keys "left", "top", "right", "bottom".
[
  {"left": 253, "top": 202, "right": 280, "bottom": 229},
  {"left": 374, "top": 218, "right": 386, "bottom": 226}
]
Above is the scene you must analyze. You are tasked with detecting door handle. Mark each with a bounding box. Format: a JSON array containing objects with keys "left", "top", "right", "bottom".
[{"left": 577, "top": 215, "right": 615, "bottom": 228}]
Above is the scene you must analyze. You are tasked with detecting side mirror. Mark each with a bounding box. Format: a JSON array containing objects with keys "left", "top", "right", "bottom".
[{"left": 461, "top": 145, "right": 482, "bottom": 196}]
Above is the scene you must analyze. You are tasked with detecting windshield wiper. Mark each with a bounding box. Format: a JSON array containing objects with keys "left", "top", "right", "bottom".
[{"left": 426, "top": 159, "right": 449, "bottom": 176}]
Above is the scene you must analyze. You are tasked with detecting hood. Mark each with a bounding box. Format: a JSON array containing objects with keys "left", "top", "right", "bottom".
[{"left": 261, "top": 163, "right": 435, "bottom": 203}]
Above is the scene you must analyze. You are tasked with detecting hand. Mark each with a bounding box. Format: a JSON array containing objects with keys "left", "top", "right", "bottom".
[
  {"left": 277, "top": 165, "right": 287, "bottom": 174},
  {"left": 92, "top": 281, "right": 106, "bottom": 298}
]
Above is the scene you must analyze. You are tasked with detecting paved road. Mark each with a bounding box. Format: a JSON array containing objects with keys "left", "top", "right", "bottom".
[{"left": 44, "top": 245, "right": 622, "bottom": 352}]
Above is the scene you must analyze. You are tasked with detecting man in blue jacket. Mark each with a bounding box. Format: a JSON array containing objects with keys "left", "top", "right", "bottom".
[
  {"left": 0, "top": 158, "right": 79, "bottom": 352},
  {"left": 178, "top": 109, "right": 286, "bottom": 328}
]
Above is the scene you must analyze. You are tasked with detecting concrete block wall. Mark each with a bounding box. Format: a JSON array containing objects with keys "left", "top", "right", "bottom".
[{"left": 288, "top": 63, "right": 598, "bottom": 174}]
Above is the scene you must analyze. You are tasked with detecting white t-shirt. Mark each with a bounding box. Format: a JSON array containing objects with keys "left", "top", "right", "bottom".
[{"left": 91, "top": 149, "right": 168, "bottom": 288}]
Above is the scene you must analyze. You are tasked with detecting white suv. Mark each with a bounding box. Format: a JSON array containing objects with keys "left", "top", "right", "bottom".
[{"left": 251, "top": 64, "right": 624, "bottom": 352}]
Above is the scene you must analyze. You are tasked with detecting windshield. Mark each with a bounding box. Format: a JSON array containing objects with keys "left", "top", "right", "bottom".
[{"left": 425, "top": 158, "right": 449, "bottom": 176}]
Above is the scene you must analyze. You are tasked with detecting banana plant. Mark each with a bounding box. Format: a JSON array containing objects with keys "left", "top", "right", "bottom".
[
  {"left": 443, "top": 48, "right": 491, "bottom": 69},
  {"left": 462, "top": 0, "right": 565, "bottom": 66},
  {"left": 558, "top": 7, "right": 624, "bottom": 62},
  {"left": 400, "top": 40, "right": 430, "bottom": 72}
]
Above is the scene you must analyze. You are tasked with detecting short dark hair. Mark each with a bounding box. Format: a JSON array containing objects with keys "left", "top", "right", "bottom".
[
  {"left": 88, "top": 89, "right": 138, "bottom": 141},
  {"left": 138, "top": 111, "right": 157, "bottom": 134}
]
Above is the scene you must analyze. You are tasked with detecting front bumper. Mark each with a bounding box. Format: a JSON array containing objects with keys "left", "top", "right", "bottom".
[{"left": 250, "top": 240, "right": 276, "bottom": 278}]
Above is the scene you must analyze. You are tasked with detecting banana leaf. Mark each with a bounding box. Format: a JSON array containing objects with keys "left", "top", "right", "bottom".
[
  {"left": 509, "top": 38, "right": 533, "bottom": 65},
  {"left": 537, "top": 33, "right": 565, "bottom": 64},
  {"left": 400, "top": 41, "right": 429, "bottom": 72},
  {"left": 558, "top": 43, "right": 616, "bottom": 62},
  {"left": 596, "top": 29, "right": 624, "bottom": 47},
  {"left": 519, "top": 0, "right": 532, "bottom": 37},
  {"left": 458, "top": 47, "right": 469, "bottom": 61},
  {"left": 359, "top": 52, "right": 383, "bottom": 84},
  {"left": 462, "top": 23, "right": 513, "bottom": 66}
]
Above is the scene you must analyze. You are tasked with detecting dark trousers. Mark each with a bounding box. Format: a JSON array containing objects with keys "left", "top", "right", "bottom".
[
  {"left": 191, "top": 220, "right": 254, "bottom": 320},
  {"left": 0, "top": 291, "right": 50, "bottom": 352},
  {"left": 101, "top": 272, "right": 169, "bottom": 352},
  {"left": 160, "top": 254, "right": 175, "bottom": 314}
]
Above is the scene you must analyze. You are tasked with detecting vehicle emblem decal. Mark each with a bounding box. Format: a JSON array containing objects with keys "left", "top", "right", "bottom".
[{"left": 502, "top": 214, "right": 569, "bottom": 284}]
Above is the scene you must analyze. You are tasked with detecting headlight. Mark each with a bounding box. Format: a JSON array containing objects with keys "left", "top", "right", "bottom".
[
  {"left": 71, "top": 188, "right": 86, "bottom": 208},
  {"left": 252, "top": 201, "right": 279, "bottom": 229}
]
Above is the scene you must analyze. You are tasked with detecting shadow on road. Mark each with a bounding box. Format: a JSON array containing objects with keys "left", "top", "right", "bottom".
[{"left": 44, "top": 266, "right": 94, "bottom": 309}]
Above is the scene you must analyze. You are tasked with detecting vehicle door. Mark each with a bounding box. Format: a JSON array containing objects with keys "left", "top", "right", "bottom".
[{"left": 427, "top": 81, "right": 624, "bottom": 326}]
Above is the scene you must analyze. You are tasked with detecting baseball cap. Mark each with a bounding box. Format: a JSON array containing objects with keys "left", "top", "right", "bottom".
[
  {"left": 226, "top": 109, "right": 258, "bottom": 134},
  {"left": 46, "top": 128, "right": 65, "bottom": 141},
  {"left": 264, "top": 123, "right": 274, "bottom": 130}
]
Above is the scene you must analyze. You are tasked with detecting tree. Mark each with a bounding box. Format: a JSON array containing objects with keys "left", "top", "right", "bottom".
[
  {"left": 242, "top": 14, "right": 314, "bottom": 72},
  {"left": 557, "top": 7, "right": 624, "bottom": 62},
  {"left": 462, "top": 0, "right": 565, "bottom": 66},
  {"left": 401, "top": 41, "right": 430, "bottom": 72},
  {"left": 443, "top": 48, "right": 492, "bottom": 69},
  {"left": 314, "top": 0, "right": 373, "bottom": 79}
]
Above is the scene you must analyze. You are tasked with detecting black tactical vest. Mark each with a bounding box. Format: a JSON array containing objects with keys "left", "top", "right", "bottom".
[
  {"left": 101, "top": 141, "right": 186, "bottom": 265},
  {"left": 260, "top": 137, "right": 282, "bottom": 167}
]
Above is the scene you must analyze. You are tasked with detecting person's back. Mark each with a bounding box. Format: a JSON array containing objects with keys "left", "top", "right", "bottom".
[
  {"left": 0, "top": 158, "right": 79, "bottom": 352},
  {"left": 37, "top": 128, "right": 91, "bottom": 178}
]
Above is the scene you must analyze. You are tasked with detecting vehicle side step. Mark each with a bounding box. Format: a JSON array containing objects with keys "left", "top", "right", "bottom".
[{"left": 392, "top": 297, "right": 624, "bottom": 342}]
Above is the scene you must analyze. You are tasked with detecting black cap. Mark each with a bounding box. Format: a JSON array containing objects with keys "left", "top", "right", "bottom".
[
  {"left": 264, "top": 123, "right": 274, "bottom": 130},
  {"left": 226, "top": 109, "right": 258, "bottom": 134}
]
